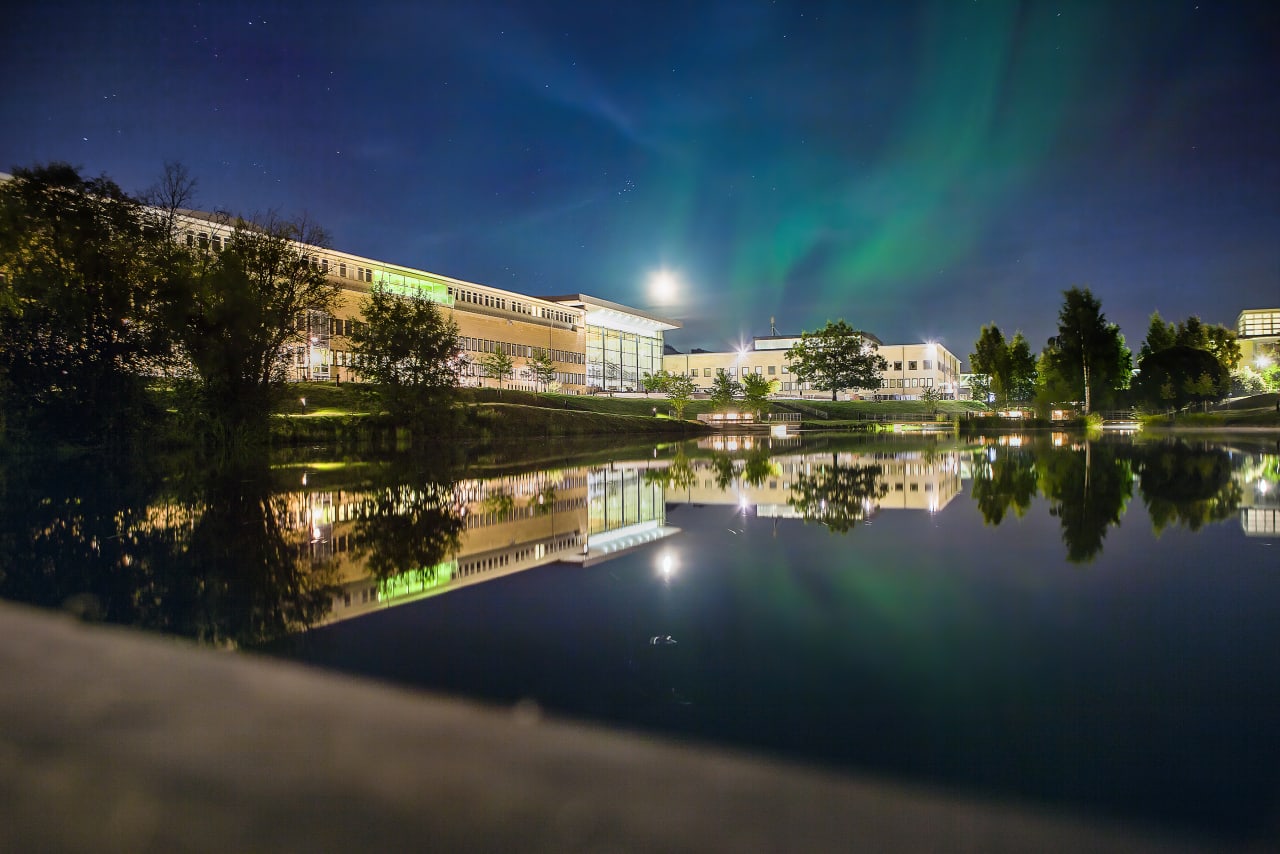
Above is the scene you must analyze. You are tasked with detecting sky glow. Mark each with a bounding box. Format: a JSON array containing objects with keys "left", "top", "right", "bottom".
[{"left": 1, "top": 1, "right": 1276, "bottom": 356}]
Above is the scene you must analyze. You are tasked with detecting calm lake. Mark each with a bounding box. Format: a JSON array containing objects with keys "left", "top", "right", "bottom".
[{"left": 2, "top": 431, "right": 1278, "bottom": 840}]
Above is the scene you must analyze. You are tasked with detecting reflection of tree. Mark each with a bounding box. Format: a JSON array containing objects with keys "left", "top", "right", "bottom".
[
  {"left": 481, "top": 489, "right": 515, "bottom": 518},
  {"left": 1131, "top": 442, "right": 1242, "bottom": 533},
  {"left": 0, "top": 450, "right": 340, "bottom": 647},
  {"left": 1037, "top": 441, "right": 1133, "bottom": 563},
  {"left": 353, "top": 478, "right": 464, "bottom": 583},
  {"left": 787, "top": 460, "right": 888, "bottom": 534},
  {"left": 741, "top": 446, "right": 779, "bottom": 488},
  {"left": 644, "top": 448, "right": 697, "bottom": 493},
  {"left": 970, "top": 447, "right": 1039, "bottom": 525},
  {"left": 710, "top": 453, "right": 738, "bottom": 490},
  {"left": 530, "top": 482, "right": 558, "bottom": 516}
]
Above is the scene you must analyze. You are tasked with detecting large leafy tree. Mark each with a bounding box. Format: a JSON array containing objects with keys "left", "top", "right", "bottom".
[
  {"left": 969, "top": 324, "right": 1010, "bottom": 406},
  {"left": 1136, "top": 313, "right": 1238, "bottom": 406},
  {"left": 709, "top": 369, "right": 741, "bottom": 410},
  {"left": 665, "top": 372, "right": 696, "bottom": 419},
  {"left": 0, "top": 163, "right": 170, "bottom": 440},
  {"left": 740, "top": 371, "right": 773, "bottom": 416},
  {"left": 169, "top": 214, "right": 339, "bottom": 441},
  {"left": 785, "top": 319, "right": 887, "bottom": 400},
  {"left": 350, "top": 284, "right": 462, "bottom": 419},
  {"left": 1006, "top": 333, "right": 1037, "bottom": 405},
  {"left": 1043, "top": 287, "right": 1131, "bottom": 413},
  {"left": 1132, "top": 345, "right": 1228, "bottom": 413}
]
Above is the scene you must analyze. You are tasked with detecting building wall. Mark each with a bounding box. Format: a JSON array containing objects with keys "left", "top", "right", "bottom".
[
  {"left": 179, "top": 213, "right": 594, "bottom": 391},
  {"left": 662, "top": 339, "right": 962, "bottom": 400},
  {"left": 1237, "top": 308, "right": 1280, "bottom": 370}
]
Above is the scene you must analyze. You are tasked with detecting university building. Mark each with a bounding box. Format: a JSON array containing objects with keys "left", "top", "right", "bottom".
[
  {"left": 1237, "top": 308, "right": 1280, "bottom": 371},
  {"left": 176, "top": 211, "right": 677, "bottom": 393},
  {"left": 662, "top": 335, "right": 963, "bottom": 400}
]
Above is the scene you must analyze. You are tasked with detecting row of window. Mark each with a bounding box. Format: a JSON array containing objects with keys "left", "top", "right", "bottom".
[
  {"left": 447, "top": 286, "right": 578, "bottom": 325},
  {"left": 460, "top": 337, "right": 586, "bottom": 365}
]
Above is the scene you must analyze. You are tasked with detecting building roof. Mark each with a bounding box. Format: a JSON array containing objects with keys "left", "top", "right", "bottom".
[{"left": 541, "top": 293, "right": 680, "bottom": 334}]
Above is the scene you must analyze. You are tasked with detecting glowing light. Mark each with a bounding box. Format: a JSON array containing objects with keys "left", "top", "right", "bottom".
[
  {"left": 657, "top": 550, "right": 679, "bottom": 579},
  {"left": 648, "top": 269, "right": 678, "bottom": 304}
]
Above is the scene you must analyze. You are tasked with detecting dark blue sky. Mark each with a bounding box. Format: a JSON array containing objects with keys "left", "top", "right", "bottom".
[{"left": 2, "top": 1, "right": 1277, "bottom": 356}]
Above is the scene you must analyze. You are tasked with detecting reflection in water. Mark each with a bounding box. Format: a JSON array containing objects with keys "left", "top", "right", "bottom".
[
  {"left": 5, "top": 434, "right": 1276, "bottom": 839},
  {"left": 1, "top": 437, "right": 1275, "bottom": 638},
  {"left": 1132, "top": 442, "right": 1243, "bottom": 534},
  {"left": 0, "top": 452, "right": 338, "bottom": 646}
]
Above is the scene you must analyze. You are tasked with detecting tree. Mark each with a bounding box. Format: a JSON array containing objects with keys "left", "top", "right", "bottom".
[
  {"left": 169, "top": 214, "right": 339, "bottom": 441},
  {"left": 0, "top": 163, "right": 169, "bottom": 440},
  {"left": 969, "top": 324, "right": 1010, "bottom": 407},
  {"left": 665, "top": 372, "right": 696, "bottom": 419},
  {"left": 641, "top": 370, "right": 671, "bottom": 396},
  {"left": 1043, "top": 287, "right": 1131, "bottom": 413},
  {"left": 1006, "top": 333, "right": 1037, "bottom": 405},
  {"left": 1133, "top": 345, "right": 1228, "bottom": 413},
  {"left": 1174, "top": 316, "right": 1241, "bottom": 381},
  {"left": 709, "top": 369, "right": 742, "bottom": 410},
  {"left": 479, "top": 348, "right": 514, "bottom": 393},
  {"left": 526, "top": 348, "right": 557, "bottom": 392},
  {"left": 785, "top": 319, "right": 887, "bottom": 400},
  {"left": 920, "top": 384, "right": 943, "bottom": 416},
  {"left": 740, "top": 372, "right": 773, "bottom": 416},
  {"left": 1138, "top": 311, "right": 1177, "bottom": 363},
  {"left": 350, "top": 284, "right": 462, "bottom": 420}
]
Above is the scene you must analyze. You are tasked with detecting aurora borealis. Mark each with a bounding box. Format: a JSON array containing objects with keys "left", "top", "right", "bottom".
[{"left": 2, "top": 1, "right": 1276, "bottom": 355}]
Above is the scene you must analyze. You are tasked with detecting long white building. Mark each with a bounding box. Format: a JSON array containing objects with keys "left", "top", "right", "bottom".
[{"left": 662, "top": 335, "right": 963, "bottom": 400}]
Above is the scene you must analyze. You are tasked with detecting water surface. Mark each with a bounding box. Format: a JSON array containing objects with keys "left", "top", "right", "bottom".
[{"left": 2, "top": 433, "right": 1277, "bottom": 839}]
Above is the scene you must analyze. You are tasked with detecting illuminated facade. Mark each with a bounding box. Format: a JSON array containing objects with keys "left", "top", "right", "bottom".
[
  {"left": 280, "top": 461, "right": 676, "bottom": 627},
  {"left": 175, "top": 213, "right": 678, "bottom": 393},
  {"left": 663, "top": 336, "right": 963, "bottom": 400},
  {"left": 1237, "top": 308, "right": 1280, "bottom": 371},
  {"left": 544, "top": 294, "right": 679, "bottom": 392}
]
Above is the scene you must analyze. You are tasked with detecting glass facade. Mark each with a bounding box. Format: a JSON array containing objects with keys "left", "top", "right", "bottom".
[
  {"left": 587, "top": 467, "right": 666, "bottom": 538},
  {"left": 586, "top": 325, "right": 663, "bottom": 391}
]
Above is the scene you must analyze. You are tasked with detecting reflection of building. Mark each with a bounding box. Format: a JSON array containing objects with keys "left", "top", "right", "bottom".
[
  {"left": 662, "top": 335, "right": 962, "bottom": 400},
  {"left": 172, "top": 212, "right": 678, "bottom": 393},
  {"left": 662, "top": 443, "right": 963, "bottom": 518},
  {"left": 278, "top": 462, "right": 676, "bottom": 627},
  {"left": 1237, "top": 308, "right": 1280, "bottom": 371},
  {"left": 1236, "top": 454, "right": 1279, "bottom": 537}
]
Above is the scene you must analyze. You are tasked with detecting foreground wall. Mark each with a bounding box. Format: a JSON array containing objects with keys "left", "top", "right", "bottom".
[{"left": 0, "top": 601, "right": 1230, "bottom": 853}]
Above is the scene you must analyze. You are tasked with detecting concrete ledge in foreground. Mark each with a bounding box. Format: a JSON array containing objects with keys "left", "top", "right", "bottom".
[{"left": 0, "top": 601, "right": 1254, "bottom": 853}]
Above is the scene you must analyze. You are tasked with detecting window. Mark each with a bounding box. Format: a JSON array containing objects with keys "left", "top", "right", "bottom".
[
  {"left": 728, "top": 368, "right": 736, "bottom": 376},
  {"left": 782, "top": 365, "right": 789, "bottom": 374},
  {"left": 908, "top": 361, "right": 917, "bottom": 371},
  {"left": 768, "top": 365, "right": 776, "bottom": 375},
  {"left": 923, "top": 360, "right": 932, "bottom": 370},
  {"left": 339, "top": 263, "right": 347, "bottom": 278},
  {"left": 893, "top": 361, "right": 902, "bottom": 371},
  {"left": 703, "top": 368, "right": 712, "bottom": 377},
  {"left": 754, "top": 366, "right": 762, "bottom": 375}
]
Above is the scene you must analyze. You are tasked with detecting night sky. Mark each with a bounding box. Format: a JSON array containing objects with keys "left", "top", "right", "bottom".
[{"left": 2, "top": 1, "right": 1277, "bottom": 357}]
